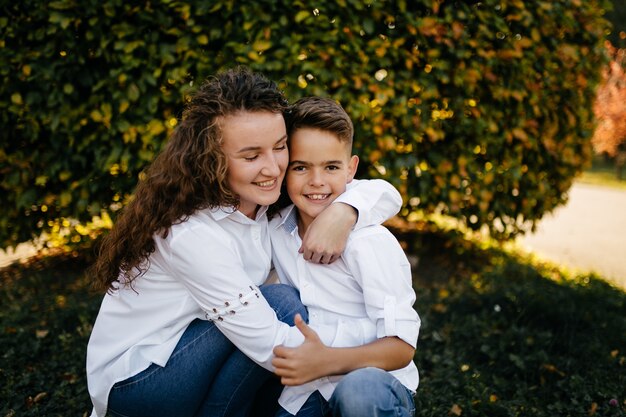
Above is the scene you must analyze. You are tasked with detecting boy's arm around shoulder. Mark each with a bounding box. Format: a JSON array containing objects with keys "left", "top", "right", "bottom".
[
  {"left": 334, "top": 178, "right": 402, "bottom": 230},
  {"left": 300, "top": 179, "right": 401, "bottom": 264}
]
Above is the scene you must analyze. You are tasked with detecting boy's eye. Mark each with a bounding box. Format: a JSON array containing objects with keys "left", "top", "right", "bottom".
[
  {"left": 274, "top": 144, "right": 287, "bottom": 151},
  {"left": 326, "top": 165, "right": 340, "bottom": 170},
  {"left": 291, "top": 165, "right": 306, "bottom": 171}
]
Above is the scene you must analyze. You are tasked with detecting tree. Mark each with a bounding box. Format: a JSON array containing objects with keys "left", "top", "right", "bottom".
[
  {"left": 0, "top": 0, "right": 612, "bottom": 248},
  {"left": 605, "top": 0, "right": 626, "bottom": 48},
  {"left": 591, "top": 42, "right": 626, "bottom": 178}
]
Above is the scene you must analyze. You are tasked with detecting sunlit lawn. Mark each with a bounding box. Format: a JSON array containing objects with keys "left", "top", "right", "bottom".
[
  {"left": 1, "top": 225, "right": 624, "bottom": 417},
  {"left": 578, "top": 156, "right": 626, "bottom": 190}
]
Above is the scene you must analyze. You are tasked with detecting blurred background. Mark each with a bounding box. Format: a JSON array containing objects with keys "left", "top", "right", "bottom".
[{"left": 1, "top": 1, "right": 625, "bottom": 416}]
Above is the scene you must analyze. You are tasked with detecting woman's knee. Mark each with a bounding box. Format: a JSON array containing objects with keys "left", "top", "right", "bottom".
[{"left": 260, "top": 284, "right": 308, "bottom": 325}]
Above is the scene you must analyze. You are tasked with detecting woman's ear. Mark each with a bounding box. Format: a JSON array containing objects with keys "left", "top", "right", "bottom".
[{"left": 346, "top": 155, "right": 359, "bottom": 183}]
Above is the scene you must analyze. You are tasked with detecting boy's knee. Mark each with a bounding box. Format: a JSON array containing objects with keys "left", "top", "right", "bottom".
[
  {"left": 335, "top": 367, "right": 387, "bottom": 394},
  {"left": 330, "top": 368, "right": 385, "bottom": 411},
  {"left": 330, "top": 368, "right": 414, "bottom": 417}
]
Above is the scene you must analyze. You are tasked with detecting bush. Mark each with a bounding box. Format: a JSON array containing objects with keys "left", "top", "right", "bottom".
[{"left": 0, "top": 0, "right": 611, "bottom": 248}]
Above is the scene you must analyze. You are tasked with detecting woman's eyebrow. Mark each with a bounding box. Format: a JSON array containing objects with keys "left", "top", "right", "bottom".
[{"left": 236, "top": 135, "right": 287, "bottom": 153}]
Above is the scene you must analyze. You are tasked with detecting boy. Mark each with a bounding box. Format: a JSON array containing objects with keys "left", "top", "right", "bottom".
[{"left": 269, "top": 97, "right": 420, "bottom": 417}]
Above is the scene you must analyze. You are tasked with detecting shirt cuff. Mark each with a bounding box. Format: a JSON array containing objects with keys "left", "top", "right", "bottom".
[
  {"left": 375, "top": 295, "right": 420, "bottom": 348},
  {"left": 376, "top": 319, "right": 420, "bottom": 349}
]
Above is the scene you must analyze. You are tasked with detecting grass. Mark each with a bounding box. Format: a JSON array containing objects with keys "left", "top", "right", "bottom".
[
  {"left": 398, "top": 225, "right": 626, "bottom": 417},
  {"left": 577, "top": 156, "right": 626, "bottom": 190},
  {"left": 1, "top": 225, "right": 624, "bottom": 417},
  {"left": 0, "top": 253, "right": 99, "bottom": 417}
]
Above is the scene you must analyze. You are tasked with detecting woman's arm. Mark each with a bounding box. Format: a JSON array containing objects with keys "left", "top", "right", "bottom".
[
  {"left": 272, "top": 315, "right": 415, "bottom": 386},
  {"left": 166, "top": 225, "right": 308, "bottom": 370},
  {"left": 300, "top": 179, "right": 402, "bottom": 264}
]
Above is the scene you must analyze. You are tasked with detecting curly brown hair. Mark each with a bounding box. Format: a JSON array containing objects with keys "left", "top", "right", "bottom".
[{"left": 92, "top": 67, "right": 289, "bottom": 292}]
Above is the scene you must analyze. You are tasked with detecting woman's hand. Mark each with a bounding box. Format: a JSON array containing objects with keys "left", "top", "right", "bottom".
[
  {"left": 299, "top": 203, "right": 357, "bottom": 264},
  {"left": 272, "top": 314, "right": 332, "bottom": 385}
]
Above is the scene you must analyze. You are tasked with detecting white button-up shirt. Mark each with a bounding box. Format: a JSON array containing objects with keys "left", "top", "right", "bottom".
[
  {"left": 270, "top": 205, "right": 420, "bottom": 415},
  {"left": 86, "top": 179, "right": 401, "bottom": 417}
]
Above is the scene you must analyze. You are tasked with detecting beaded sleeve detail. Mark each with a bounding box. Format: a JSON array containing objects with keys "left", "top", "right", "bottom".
[{"left": 204, "top": 285, "right": 261, "bottom": 322}]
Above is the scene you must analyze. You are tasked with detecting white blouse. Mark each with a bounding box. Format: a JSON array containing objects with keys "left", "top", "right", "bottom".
[
  {"left": 270, "top": 204, "right": 420, "bottom": 415},
  {"left": 86, "top": 179, "right": 401, "bottom": 417}
]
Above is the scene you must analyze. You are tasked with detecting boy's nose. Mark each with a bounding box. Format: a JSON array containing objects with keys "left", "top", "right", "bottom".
[{"left": 309, "top": 170, "right": 325, "bottom": 186}]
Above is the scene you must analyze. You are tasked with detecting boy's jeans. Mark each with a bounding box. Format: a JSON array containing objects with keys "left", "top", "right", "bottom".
[
  {"left": 276, "top": 367, "right": 416, "bottom": 417},
  {"left": 107, "top": 284, "right": 307, "bottom": 417}
]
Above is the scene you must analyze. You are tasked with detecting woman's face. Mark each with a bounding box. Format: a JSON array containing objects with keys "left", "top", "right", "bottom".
[{"left": 220, "top": 111, "right": 288, "bottom": 218}]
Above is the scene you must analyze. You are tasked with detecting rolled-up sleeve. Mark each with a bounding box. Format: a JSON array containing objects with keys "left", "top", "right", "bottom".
[
  {"left": 163, "top": 225, "right": 304, "bottom": 369},
  {"left": 344, "top": 228, "right": 420, "bottom": 348},
  {"left": 334, "top": 179, "right": 402, "bottom": 231}
]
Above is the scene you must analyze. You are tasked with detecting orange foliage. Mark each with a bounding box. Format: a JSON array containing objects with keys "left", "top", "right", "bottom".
[{"left": 592, "top": 42, "right": 626, "bottom": 157}]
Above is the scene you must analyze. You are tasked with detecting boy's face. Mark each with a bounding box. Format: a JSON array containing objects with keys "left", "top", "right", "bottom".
[{"left": 286, "top": 127, "right": 359, "bottom": 230}]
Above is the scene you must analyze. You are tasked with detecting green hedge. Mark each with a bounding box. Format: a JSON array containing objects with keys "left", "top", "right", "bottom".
[{"left": 0, "top": 0, "right": 611, "bottom": 248}]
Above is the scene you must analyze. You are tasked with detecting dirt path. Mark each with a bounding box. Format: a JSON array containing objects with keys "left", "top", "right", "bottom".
[
  {"left": 516, "top": 182, "right": 626, "bottom": 290},
  {"left": 0, "top": 242, "right": 41, "bottom": 268}
]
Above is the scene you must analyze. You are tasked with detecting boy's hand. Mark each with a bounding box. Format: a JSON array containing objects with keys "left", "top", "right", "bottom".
[
  {"left": 272, "top": 314, "right": 331, "bottom": 385},
  {"left": 299, "top": 203, "right": 356, "bottom": 264}
]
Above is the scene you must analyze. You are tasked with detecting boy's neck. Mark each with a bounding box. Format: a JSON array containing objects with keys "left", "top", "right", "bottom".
[{"left": 296, "top": 210, "right": 314, "bottom": 239}]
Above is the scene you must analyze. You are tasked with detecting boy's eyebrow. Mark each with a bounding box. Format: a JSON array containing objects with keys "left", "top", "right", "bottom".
[
  {"left": 289, "top": 159, "right": 345, "bottom": 166},
  {"left": 235, "top": 135, "right": 287, "bottom": 153}
]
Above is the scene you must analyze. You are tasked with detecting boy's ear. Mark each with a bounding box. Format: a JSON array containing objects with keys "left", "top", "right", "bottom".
[{"left": 346, "top": 155, "right": 359, "bottom": 183}]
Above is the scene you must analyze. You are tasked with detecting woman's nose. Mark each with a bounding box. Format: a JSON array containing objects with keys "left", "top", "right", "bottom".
[{"left": 261, "top": 153, "right": 281, "bottom": 177}]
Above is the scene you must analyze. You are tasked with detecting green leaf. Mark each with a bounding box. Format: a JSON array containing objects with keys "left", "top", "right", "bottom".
[{"left": 295, "top": 10, "right": 310, "bottom": 23}]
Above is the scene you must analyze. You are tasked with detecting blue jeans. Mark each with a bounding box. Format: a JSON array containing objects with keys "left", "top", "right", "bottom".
[
  {"left": 107, "top": 284, "right": 307, "bottom": 417},
  {"left": 275, "top": 368, "right": 416, "bottom": 417}
]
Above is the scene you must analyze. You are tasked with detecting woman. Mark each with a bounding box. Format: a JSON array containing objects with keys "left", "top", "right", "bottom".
[{"left": 86, "top": 67, "right": 402, "bottom": 417}]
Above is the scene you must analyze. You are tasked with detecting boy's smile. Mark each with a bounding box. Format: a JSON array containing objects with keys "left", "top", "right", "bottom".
[
  {"left": 304, "top": 193, "right": 331, "bottom": 200},
  {"left": 286, "top": 127, "right": 358, "bottom": 233}
]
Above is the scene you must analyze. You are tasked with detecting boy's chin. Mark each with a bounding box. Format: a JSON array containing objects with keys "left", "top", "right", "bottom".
[{"left": 302, "top": 205, "right": 329, "bottom": 218}]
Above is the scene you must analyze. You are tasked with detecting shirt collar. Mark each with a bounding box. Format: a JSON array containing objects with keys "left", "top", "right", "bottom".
[
  {"left": 275, "top": 204, "right": 299, "bottom": 234},
  {"left": 206, "top": 205, "right": 269, "bottom": 222}
]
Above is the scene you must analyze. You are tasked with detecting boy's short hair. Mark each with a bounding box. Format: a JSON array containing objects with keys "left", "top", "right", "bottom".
[{"left": 286, "top": 97, "right": 354, "bottom": 146}]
